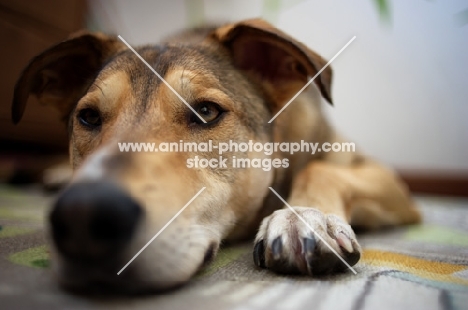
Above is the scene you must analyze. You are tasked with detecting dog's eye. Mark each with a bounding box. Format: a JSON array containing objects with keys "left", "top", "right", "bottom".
[
  {"left": 191, "top": 101, "right": 224, "bottom": 125},
  {"left": 78, "top": 108, "right": 102, "bottom": 129}
]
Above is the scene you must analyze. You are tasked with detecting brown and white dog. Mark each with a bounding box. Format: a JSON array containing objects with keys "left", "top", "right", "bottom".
[{"left": 12, "top": 19, "right": 420, "bottom": 293}]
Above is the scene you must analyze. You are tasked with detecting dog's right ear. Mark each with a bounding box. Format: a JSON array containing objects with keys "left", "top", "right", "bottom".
[
  {"left": 12, "top": 33, "right": 126, "bottom": 124},
  {"left": 211, "top": 19, "right": 333, "bottom": 111}
]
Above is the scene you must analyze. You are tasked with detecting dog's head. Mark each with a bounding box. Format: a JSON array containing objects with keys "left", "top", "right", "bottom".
[{"left": 13, "top": 19, "right": 332, "bottom": 293}]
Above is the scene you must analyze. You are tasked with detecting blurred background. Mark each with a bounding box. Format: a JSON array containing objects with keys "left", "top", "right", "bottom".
[{"left": 0, "top": 0, "right": 467, "bottom": 194}]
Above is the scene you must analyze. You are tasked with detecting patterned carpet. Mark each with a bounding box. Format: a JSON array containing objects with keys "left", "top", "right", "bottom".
[{"left": 1, "top": 184, "right": 467, "bottom": 309}]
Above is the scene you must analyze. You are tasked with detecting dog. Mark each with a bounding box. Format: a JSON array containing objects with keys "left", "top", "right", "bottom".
[{"left": 12, "top": 19, "right": 420, "bottom": 293}]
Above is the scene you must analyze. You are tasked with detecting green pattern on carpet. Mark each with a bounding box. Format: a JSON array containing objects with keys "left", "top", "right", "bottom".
[
  {"left": 8, "top": 245, "right": 50, "bottom": 269},
  {"left": 0, "top": 208, "right": 42, "bottom": 221},
  {"left": 0, "top": 186, "right": 31, "bottom": 200},
  {"left": 198, "top": 246, "right": 248, "bottom": 277},
  {"left": 0, "top": 226, "right": 36, "bottom": 238},
  {"left": 406, "top": 224, "right": 468, "bottom": 247}
]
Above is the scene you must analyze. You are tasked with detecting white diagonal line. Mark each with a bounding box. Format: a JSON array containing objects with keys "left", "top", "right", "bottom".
[
  {"left": 118, "top": 35, "right": 207, "bottom": 123},
  {"left": 268, "top": 36, "right": 356, "bottom": 123},
  {"left": 117, "top": 187, "right": 206, "bottom": 275},
  {"left": 268, "top": 187, "right": 357, "bottom": 274}
]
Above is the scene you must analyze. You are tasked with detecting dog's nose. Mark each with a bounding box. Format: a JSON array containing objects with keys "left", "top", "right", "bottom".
[{"left": 50, "top": 182, "right": 142, "bottom": 262}]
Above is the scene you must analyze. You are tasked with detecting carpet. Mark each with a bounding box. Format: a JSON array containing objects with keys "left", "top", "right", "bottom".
[{"left": 1, "top": 184, "right": 467, "bottom": 309}]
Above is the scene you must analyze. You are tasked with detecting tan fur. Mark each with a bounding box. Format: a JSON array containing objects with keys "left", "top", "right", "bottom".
[{"left": 13, "top": 19, "right": 420, "bottom": 292}]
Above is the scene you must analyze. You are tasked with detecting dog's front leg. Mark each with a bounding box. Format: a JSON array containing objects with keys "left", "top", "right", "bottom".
[{"left": 253, "top": 160, "right": 421, "bottom": 275}]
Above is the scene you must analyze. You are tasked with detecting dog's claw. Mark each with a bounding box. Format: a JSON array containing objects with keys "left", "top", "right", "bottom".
[
  {"left": 336, "top": 232, "right": 354, "bottom": 253},
  {"left": 303, "top": 237, "right": 316, "bottom": 275},
  {"left": 253, "top": 240, "right": 266, "bottom": 268},
  {"left": 302, "top": 237, "right": 316, "bottom": 257},
  {"left": 271, "top": 237, "right": 282, "bottom": 260}
]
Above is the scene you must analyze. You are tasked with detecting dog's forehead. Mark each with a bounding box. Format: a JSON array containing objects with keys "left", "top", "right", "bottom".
[
  {"left": 104, "top": 44, "right": 227, "bottom": 78},
  {"left": 92, "top": 44, "right": 232, "bottom": 104}
]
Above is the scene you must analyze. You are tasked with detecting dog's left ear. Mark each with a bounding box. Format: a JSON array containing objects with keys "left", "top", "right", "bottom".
[
  {"left": 12, "top": 32, "right": 126, "bottom": 124},
  {"left": 211, "top": 18, "right": 333, "bottom": 107}
]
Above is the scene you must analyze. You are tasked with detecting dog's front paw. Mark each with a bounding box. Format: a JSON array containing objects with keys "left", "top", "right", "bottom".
[{"left": 253, "top": 207, "right": 361, "bottom": 275}]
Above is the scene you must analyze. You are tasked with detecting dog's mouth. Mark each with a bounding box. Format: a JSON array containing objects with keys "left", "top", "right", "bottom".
[
  {"left": 55, "top": 261, "right": 186, "bottom": 295},
  {"left": 57, "top": 265, "right": 140, "bottom": 295},
  {"left": 55, "top": 252, "right": 216, "bottom": 295}
]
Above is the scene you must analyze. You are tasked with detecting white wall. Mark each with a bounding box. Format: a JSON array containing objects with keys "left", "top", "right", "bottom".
[{"left": 89, "top": 0, "right": 468, "bottom": 171}]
